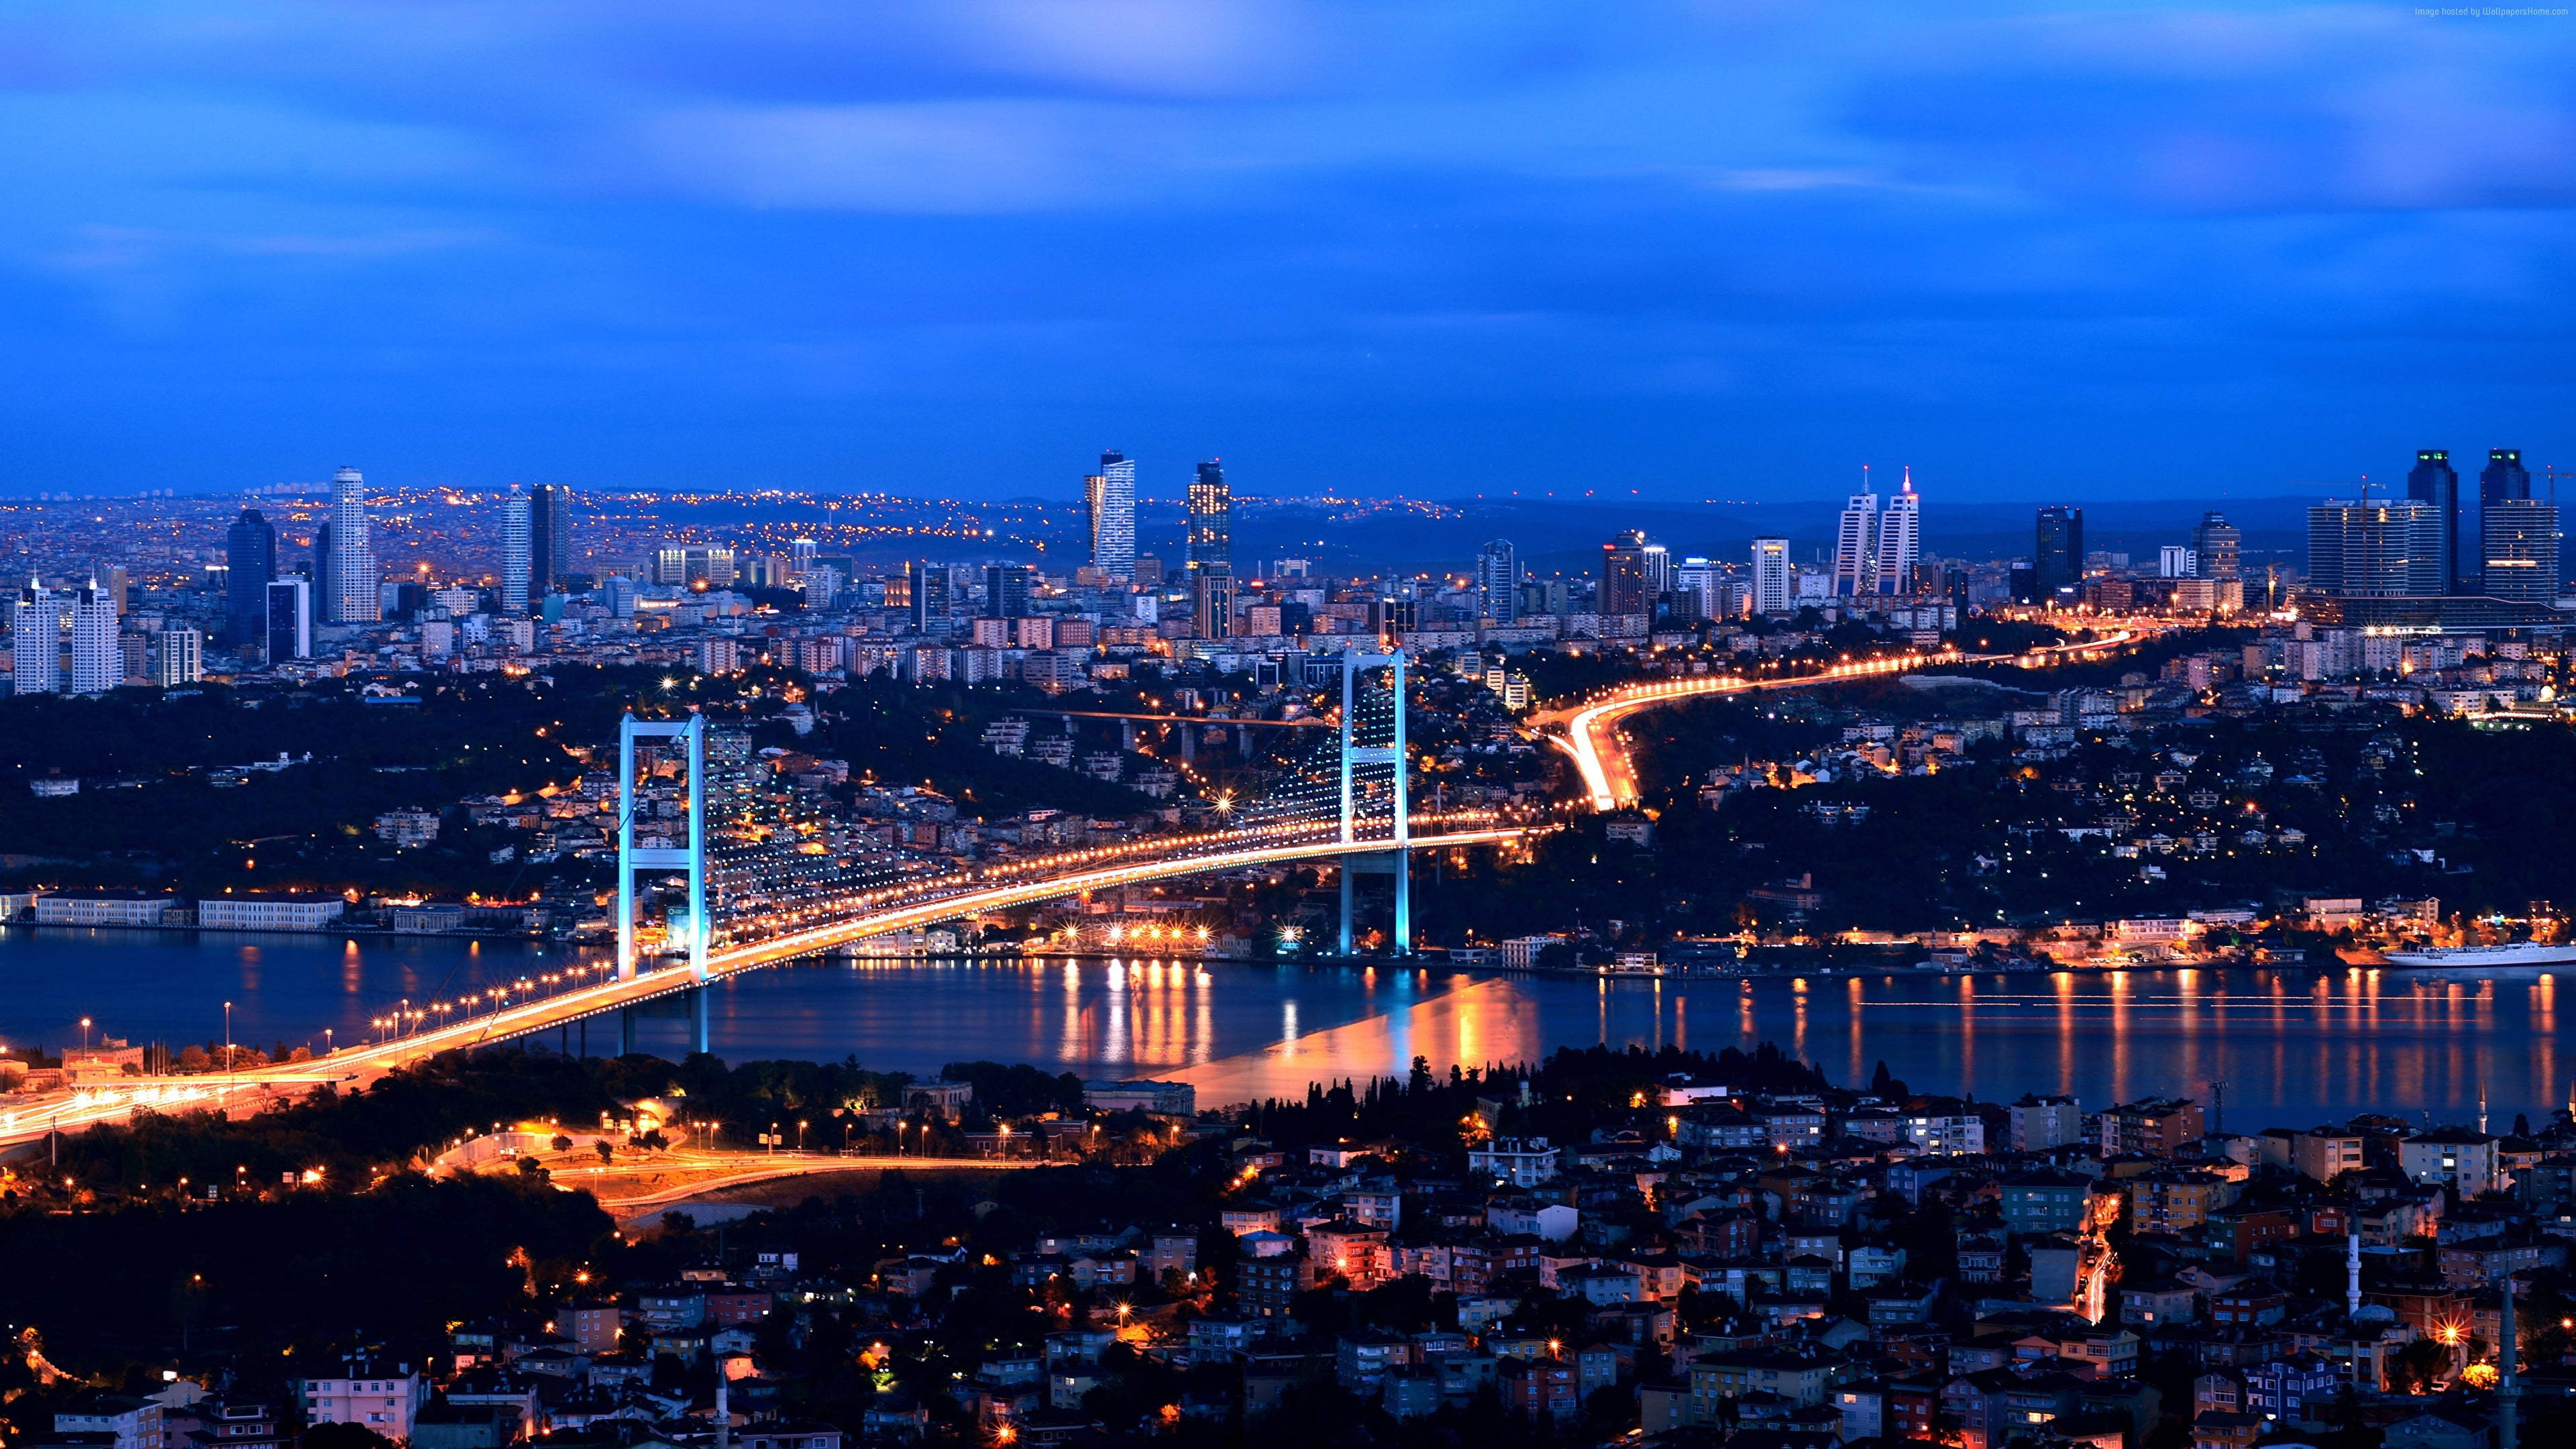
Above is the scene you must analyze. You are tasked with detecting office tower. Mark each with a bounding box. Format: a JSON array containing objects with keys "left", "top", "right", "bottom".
[
  {"left": 2481, "top": 447, "right": 2532, "bottom": 504},
  {"left": 985, "top": 563, "right": 1032, "bottom": 619},
  {"left": 1085, "top": 449, "right": 1137, "bottom": 580},
  {"left": 2407, "top": 449, "right": 2462, "bottom": 593},
  {"left": 1187, "top": 459, "right": 1231, "bottom": 574},
  {"left": 2480, "top": 498, "right": 2559, "bottom": 602},
  {"left": 266, "top": 577, "right": 313, "bottom": 661},
  {"left": 1876, "top": 474, "right": 1922, "bottom": 594},
  {"left": 1193, "top": 561, "right": 1235, "bottom": 639},
  {"left": 500, "top": 485, "right": 533, "bottom": 614},
  {"left": 2034, "top": 506, "right": 2084, "bottom": 602},
  {"left": 529, "top": 484, "right": 573, "bottom": 590},
  {"left": 2190, "top": 512, "right": 2241, "bottom": 581},
  {"left": 1674, "top": 557, "right": 1722, "bottom": 619},
  {"left": 2158, "top": 546, "right": 2198, "bottom": 578},
  {"left": 11, "top": 580, "right": 58, "bottom": 694},
  {"left": 790, "top": 537, "right": 816, "bottom": 578},
  {"left": 1600, "top": 530, "right": 1654, "bottom": 615},
  {"left": 156, "top": 628, "right": 203, "bottom": 687},
  {"left": 1474, "top": 539, "right": 1520, "bottom": 623},
  {"left": 2308, "top": 500, "right": 2443, "bottom": 596},
  {"left": 1832, "top": 493, "right": 1879, "bottom": 596},
  {"left": 906, "top": 559, "right": 951, "bottom": 633},
  {"left": 224, "top": 507, "right": 277, "bottom": 644},
  {"left": 1751, "top": 537, "right": 1793, "bottom": 614},
  {"left": 314, "top": 523, "right": 335, "bottom": 623},
  {"left": 653, "top": 547, "right": 737, "bottom": 588},
  {"left": 68, "top": 581, "right": 119, "bottom": 694},
  {"left": 327, "top": 466, "right": 380, "bottom": 623}
]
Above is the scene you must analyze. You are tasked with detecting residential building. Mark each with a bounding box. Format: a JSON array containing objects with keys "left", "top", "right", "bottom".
[
  {"left": 54, "top": 1395, "right": 163, "bottom": 1449},
  {"left": 2100, "top": 1097, "right": 2204, "bottom": 1158},
  {"left": 13, "top": 580, "right": 58, "bottom": 694},
  {"left": 2010, "top": 1094, "right": 2083, "bottom": 1151},
  {"left": 984, "top": 564, "right": 1031, "bottom": 620},
  {"left": 2478, "top": 498, "right": 2558, "bottom": 603},
  {"left": 298, "top": 1361, "right": 425, "bottom": 1441},
  {"left": 2400, "top": 1128, "right": 2502, "bottom": 1197},
  {"left": 1998, "top": 1169, "right": 2094, "bottom": 1236},
  {"left": 500, "top": 486, "right": 532, "bottom": 614},
  {"left": 1187, "top": 459, "right": 1230, "bottom": 575},
  {"left": 69, "top": 581, "right": 119, "bottom": 694},
  {"left": 155, "top": 629, "right": 203, "bottom": 687},
  {"left": 1474, "top": 540, "right": 1519, "bottom": 623},
  {"left": 1468, "top": 1136, "right": 1561, "bottom": 1187},
  {"left": 2308, "top": 500, "right": 2443, "bottom": 597}
]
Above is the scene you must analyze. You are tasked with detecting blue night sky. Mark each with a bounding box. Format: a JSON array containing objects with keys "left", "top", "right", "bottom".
[{"left": 2, "top": 2, "right": 2571, "bottom": 502}]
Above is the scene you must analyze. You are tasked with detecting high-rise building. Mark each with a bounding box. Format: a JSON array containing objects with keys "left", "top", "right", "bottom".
[
  {"left": 1086, "top": 449, "right": 1137, "bottom": 580},
  {"left": 1674, "top": 557, "right": 1723, "bottom": 619},
  {"left": 2190, "top": 512, "right": 2241, "bottom": 581},
  {"left": 1600, "top": 530, "right": 1655, "bottom": 616},
  {"left": 500, "top": 486, "right": 533, "bottom": 614},
  {"left": 2158, "top": 546, "right": 2198, "bottom": 578},
  {"left": 68, "top": 581, "right": 119, "bottom": 695},
  {"left": 327, "top": 466, "right": 380, "bottom": 623},
  {"left": 906, "top": 559, "right": 951, "bottom": 633},
  {"left": 2308, "top": 500, "right": 2443, "bottom": 597},
  {"left": 11, "top": 580, "right": 58, "bottom": 695},
  {"left": 1832, "top": 493, "right": 1878, "bottom": 597},
  {"left": 790, "top": 537, "right": 817, "bottom": 578},
  {"left": 225, "top": 507, "right": 276, "bottom": 644},
  {"left": 266, "top": 577, "right": 313, "bottom": 661},
  {"left": 2481, "top": 447, "right": 2532, "bottom": 504},
  {"left": 529, "top": 484, "right": 574, "bottom": 590},
  {"left": 653, "top": 547, "right": 737, "bottom": 588},
  {"left": 2479, "top": 498, "right": 2560, "bottom": 603},
  {"left": 1474, "top": 539, "right": 1519, "bottom": 624},
  {"left": 2034, "top": 506, "right": 2084, "bottom": 602},
  {"left": 1193, "top": 561, "right": 1235, "bottom": 640},
  {"left": 155, "top": 628, "right": 203, "bottom": 687},
  {"left": 1876, "top": 474, "right": 1922, "bottom": 594},
  {"left": 985, "top": 564, "right": 1032, "bottom": 619},
  {"left": 1751, "top": 537, "right": 1792, "bottom": 614},
  {"left": 2407, "top": 450, "right": 2462, "bottom": 594},
  {"left": 1187, "top": 459, "right": 1231, "bottom": 574}
]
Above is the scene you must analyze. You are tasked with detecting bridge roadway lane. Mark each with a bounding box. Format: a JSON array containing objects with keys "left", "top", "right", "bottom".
[
  {"left": 0, "top": 824, "right": 1540, "bottom": 1155},
  {"left": 1540, "top": 627, "right": 2151, "bottom": 810}
]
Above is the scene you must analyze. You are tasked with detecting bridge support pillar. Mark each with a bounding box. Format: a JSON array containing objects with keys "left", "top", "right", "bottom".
[
  {"left": 692, "top": 986, "right": 711, "bottom": 1057},
  {"left": 619, "top": 1007, "right": 635, "bottom": 1058},
  {"left": 1339, "top": 857, "right": 1354, "bottom": 955}
]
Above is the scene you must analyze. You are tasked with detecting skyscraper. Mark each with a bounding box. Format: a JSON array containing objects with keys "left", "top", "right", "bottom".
[
  {"left": 225, "top": 507, "right": 277, "bottom": 645},
  {"left": 327, "top": 466, "right": 380, "bottom": 623},
  {"left": 1833, "top": 492, "right": 1879, "bottom": 596},
  {"left": 2308, "top": 500, "right": 2443, "bottom": 597},
  {"left": 530, "top": 484, "right": 574, "bottom": 590},
  {"left": 2479, "top": 498, "right": 2560, "bottom": 603},
  {"left": 12, "top": 580, "right": 58, "bottom": 694},
  {"left": 906, "top": 559, "right": 951, "bottom": 633},
  {"left": 1878, "top": 474, "right": 1923, "bottom": 594},
  {"left": 2034, "top": 506, "right": 2084, "bottom": 602},
  {"left": 1474, "top": 539, "right": 1519, "bottom": 623},
  {"left": 266, "top": 577, "right": 313, "bottom": 661},
  {"left": 2190, "top": 512, "right": 2242, "bottom": 582},
  {"left": 2407, "top": 449, "right": 2462, "bottom": 594},
  {"left": 500, "top": 485, "right": 533, "bottom": 614},
  {"left": 985, "top": 563, "right": 1032, "bottom": 619},
  {"left": 1085, "top": 449, "right": 1137, "bottom": 580},
  {"left": 1193, "top": 561, "right": 1235, "bottom": 640},
  {"left": 155, "top": 628, "right": 203, "bottom": 687},
  {"left": 1187, "top": 459, "right": 1231, "bottom": 574},
  {"left": 1601, "top": 531, "right": 1655, "bottom": 616},
  {"left": 68, "top": 581, "right": 119, "bottom": 695},
  {"left": 1750, "top": 537, "right": 1792, "bottom": 614},
  {"left": 2481, "top": 448, "right": 2532, "bottom": 504}
]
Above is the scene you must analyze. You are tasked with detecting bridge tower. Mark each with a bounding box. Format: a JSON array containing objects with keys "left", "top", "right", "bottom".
[
  {"left": 614, "top": 712, "right": 710, "bottom": 1054},
  {"left": 1337, "top": 647, "right": 1409, "bottom": 955}
]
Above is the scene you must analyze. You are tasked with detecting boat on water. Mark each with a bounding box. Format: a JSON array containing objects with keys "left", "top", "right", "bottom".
[{"left": 2382, "top": 941, "right": 2576, "bottom": 969}]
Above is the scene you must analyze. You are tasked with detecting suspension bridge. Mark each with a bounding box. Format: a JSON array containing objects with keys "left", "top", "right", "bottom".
[{"left": 0, "top": 650, "right": 1541, "bottom": 1150}]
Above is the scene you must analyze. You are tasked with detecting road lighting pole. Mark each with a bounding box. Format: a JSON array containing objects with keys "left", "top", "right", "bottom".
[{"left": 222, "top": 1002, "right": 233, "bottom": 1081}]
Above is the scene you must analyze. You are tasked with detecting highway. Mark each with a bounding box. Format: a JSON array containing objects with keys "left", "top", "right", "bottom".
[
  {"left": 0, "top": 821, "right": 1542, "bottom": 1155},
  {"left": 1540, "top": 627, "right": 2151, "bottom": 810}
]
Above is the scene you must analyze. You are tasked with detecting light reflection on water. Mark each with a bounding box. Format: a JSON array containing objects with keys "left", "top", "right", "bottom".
[{"left": 1, "top": 928, "right": 2566, "bottom": 1125}]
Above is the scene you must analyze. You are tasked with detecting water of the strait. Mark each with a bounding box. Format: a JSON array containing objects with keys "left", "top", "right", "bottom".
[{"left": 1, "top": 926, "right": 2562, "bottom": 1127}]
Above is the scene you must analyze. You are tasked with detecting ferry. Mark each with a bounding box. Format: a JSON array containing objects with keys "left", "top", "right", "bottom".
[{"left": 2383, "top": 941, "right": 2576, "bottom": 969}]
